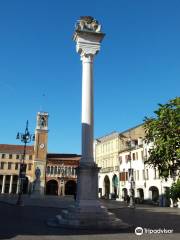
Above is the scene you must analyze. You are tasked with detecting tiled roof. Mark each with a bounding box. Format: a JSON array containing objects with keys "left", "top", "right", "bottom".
[
  {"left": 47, "top": 153, "right": 81, "bottom": 161},
  {"left": 0, "top": 144, "right": 34, "bottom": 154}
]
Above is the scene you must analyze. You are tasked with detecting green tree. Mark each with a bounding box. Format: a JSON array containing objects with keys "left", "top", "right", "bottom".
[
  {"left": 144, "top": 97, "right": 180, "bottom": 178},
  {"left": 169, "top": 179, "right": 180, "bottom": 201}
]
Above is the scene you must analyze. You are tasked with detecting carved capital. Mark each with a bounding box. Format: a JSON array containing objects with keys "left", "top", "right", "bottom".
[
  {"left": 73, "top": 27, "right": 105, "bottom": 60},
  {"left": 76, "top": 42, "right": 100, "bottom": 59}
]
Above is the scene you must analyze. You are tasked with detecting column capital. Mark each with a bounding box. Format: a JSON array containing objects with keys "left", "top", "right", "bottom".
[{"left": 73, "top": 31, "right": 105, "bottom": 58}]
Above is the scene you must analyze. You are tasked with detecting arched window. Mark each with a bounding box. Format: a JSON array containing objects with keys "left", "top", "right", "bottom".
[
  {"left": 47, "top": 166, "right": 50, "bottom": 174},
  {"left": 68, "top": 167, "right": 71, "bottom": 176},
  {"left": 54, "top": 166, "right": 57, "bottom": 174},
  {"left": 50, "top": 166, "right": 54, "bottom": 175},
  {"left": 64, "top": 167, "right": 67, "bottom": 176}
]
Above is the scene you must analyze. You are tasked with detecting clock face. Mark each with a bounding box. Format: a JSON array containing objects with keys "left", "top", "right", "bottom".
[{"left": 39, "top": 143, "right": 45, "bottom": 149}]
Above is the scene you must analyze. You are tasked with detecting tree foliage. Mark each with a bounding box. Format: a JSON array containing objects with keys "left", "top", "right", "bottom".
[
  {"left": 144, "top": 97, "right": 180, "bottom": 178},
  {"left": 169, "top": 179, "right": 180, "bottom": 201}
]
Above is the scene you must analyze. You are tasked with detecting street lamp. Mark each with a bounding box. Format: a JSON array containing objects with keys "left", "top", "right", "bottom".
[
  {"left": 128, "top": 139, "right": 135, "bottom": 208},
  {"left": 16, "top": 120, "right": 35, "bottom": 206}
]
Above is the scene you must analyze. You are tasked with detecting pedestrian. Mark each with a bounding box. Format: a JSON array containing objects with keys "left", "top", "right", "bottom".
[{"left": 126, "top": 195, "right": 130, "bottom": 204}]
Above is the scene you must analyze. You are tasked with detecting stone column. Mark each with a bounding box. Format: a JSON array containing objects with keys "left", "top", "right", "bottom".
[
  {"left": 50, "top": 17, "right": 128, "bottom": 230},
  {"left": 9, "top": 175, "right": 13, "bottom": 194},
  {"left": 16, "top": 178, "right": 20, "bottom": 194},
  {"left": 1, "top": 175, "right": 6, "bottom": 194},
  {"left": 74, "top": 28, "right": 105, "bottom": 207}
]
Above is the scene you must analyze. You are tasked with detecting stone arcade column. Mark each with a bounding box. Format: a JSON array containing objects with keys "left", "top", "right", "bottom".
[
  {"left": 50, "top": 16, "right": 128, "bottom": 230},
  {"left": 9, "top": 175, "right": 13, "bottom": 194},
  {"left": 1, "top": 175, "right": 6, "bottom": 194}
]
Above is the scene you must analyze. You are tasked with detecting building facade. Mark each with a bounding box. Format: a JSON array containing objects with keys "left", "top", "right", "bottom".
[
  {"left": 119, "top": 140, "right": 174, "bottom": 204},
  {"left": 46, "top": 153, "right": 79, "bottom": 196},
  {"left": 95, "top": 124, "right": 175, "bottom": 204},
  {"left": 0, "top": 112, "right": 80, "bottom": 196},
  {"left": 0, "top": 144, "right": 34, "bottom": 194}
]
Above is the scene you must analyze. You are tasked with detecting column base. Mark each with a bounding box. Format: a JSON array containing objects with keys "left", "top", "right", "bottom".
[
  {"left": 47, "top": 164, "right": 129, "bottom": 230},
  {"left": 47, "top": 201, "right": 129, "bottom": 230}
]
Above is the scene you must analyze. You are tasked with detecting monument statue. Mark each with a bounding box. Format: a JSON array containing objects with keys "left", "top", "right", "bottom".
[
  {"left": 35, "top": 167, "right": 41, "bottom": 180},
  {"left": 75, "top": 16, "right": 101, "bottom": 33}
]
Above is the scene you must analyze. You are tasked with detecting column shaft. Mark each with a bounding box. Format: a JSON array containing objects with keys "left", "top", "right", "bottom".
[{"left": 81, "top": 54, "right": 94, "bottom": 165}]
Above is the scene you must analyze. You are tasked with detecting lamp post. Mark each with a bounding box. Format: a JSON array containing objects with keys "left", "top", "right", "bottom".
[
  {"left": 16, "top": 120, "right": 35, "bottom": 206},
  {"left": 128, "top": 139, "right": 135, "bottom": 208}
]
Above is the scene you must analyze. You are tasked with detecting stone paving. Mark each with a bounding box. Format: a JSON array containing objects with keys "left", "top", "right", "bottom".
[{"left": 0, "top": 195, "right": 180, "bottom": 240}]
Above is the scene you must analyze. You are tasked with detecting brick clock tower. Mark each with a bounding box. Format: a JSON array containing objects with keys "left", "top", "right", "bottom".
[{"left": 33, "top": 112, "right": 49, "bottom": 195}]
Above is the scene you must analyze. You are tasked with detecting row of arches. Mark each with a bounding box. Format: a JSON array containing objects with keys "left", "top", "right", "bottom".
[
  {"left": 103, "top": 174, "right": 161, "bottom": 202},
  {"left": 104, "top": 174, "right": 118, "bottom": 199},
  {"left": 46, "top": 180, "right": 76, "bottom": 195},
  {"left": 122, "top": 186, "right": 159, "bottom": 202}
]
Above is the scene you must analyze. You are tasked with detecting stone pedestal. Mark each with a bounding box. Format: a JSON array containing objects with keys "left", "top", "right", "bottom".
[
  {"left": 31, "top": 180, "right": 41, "bottom": 196},
  {"left": 48, "top": 16, "right": 129, "bottom": 230},
  {"left": 53, "top": 165, "right": 128, "bottom": 229}
]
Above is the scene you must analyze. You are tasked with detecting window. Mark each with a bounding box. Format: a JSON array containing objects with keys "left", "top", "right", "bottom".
[
  {"left": 119, "top": 156, "right": 122, "bottom": 164},
  {"left": 15, "top": 163, "right": 19, "bottom": 170},
  {"left": 137, "top": 170, "right": 139, "bottom": 180},
  {"left": 141, "top": 150, "right": 144, "bottom": 160},
  {"left": 9, "top": 154, "right": 12, "bottom": 159},
  {"left": 136, "top": 152, "right": 138, "bottom": 160},
  {"left": 154, "top": 168, "right": 157, "bottom": 179},
  {"left": 16, "top": 155, "right": 19, "bottom": 159},
  {"left": 0, "top": 162, "right": 5, "bottom": 169},
  {"left": 2, "top": 154, "right": 5, "bottom": 159},
  {"left": 125, "top": 154, "right": 130, "bottom": 163},
  {"left": 132, "top": 153, "right": 136, "bottom": 160},
  {"left": 29, "top": 155, "right": 32, "bottom": 160},
  {"left": 28, "top": 164, "right": 32, "bottom": 171},
  {"left": 47, "top": 166, "right": 50, "bottom": 174},
  {"left": 54, "top": 166, "right": 57, "bottom": 174},
  {"left": 146, "top": 169, "right": 149, "bottom": 180},
  {"left": 120, "top": 171, "right": 128, "bottom": 181},
  {"left": 8, "top": 162, "right": 12, "bottom": 170},
  {"left": 50, "top": 166, "right": 54, "bottom": 174},
  {"left": 142, "top": 170, "right": 145, "bottom": 180}
]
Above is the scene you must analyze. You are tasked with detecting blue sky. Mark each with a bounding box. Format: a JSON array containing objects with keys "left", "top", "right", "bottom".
[{"left": 0, "top": 0, "right": 179, "bottom": 154}]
